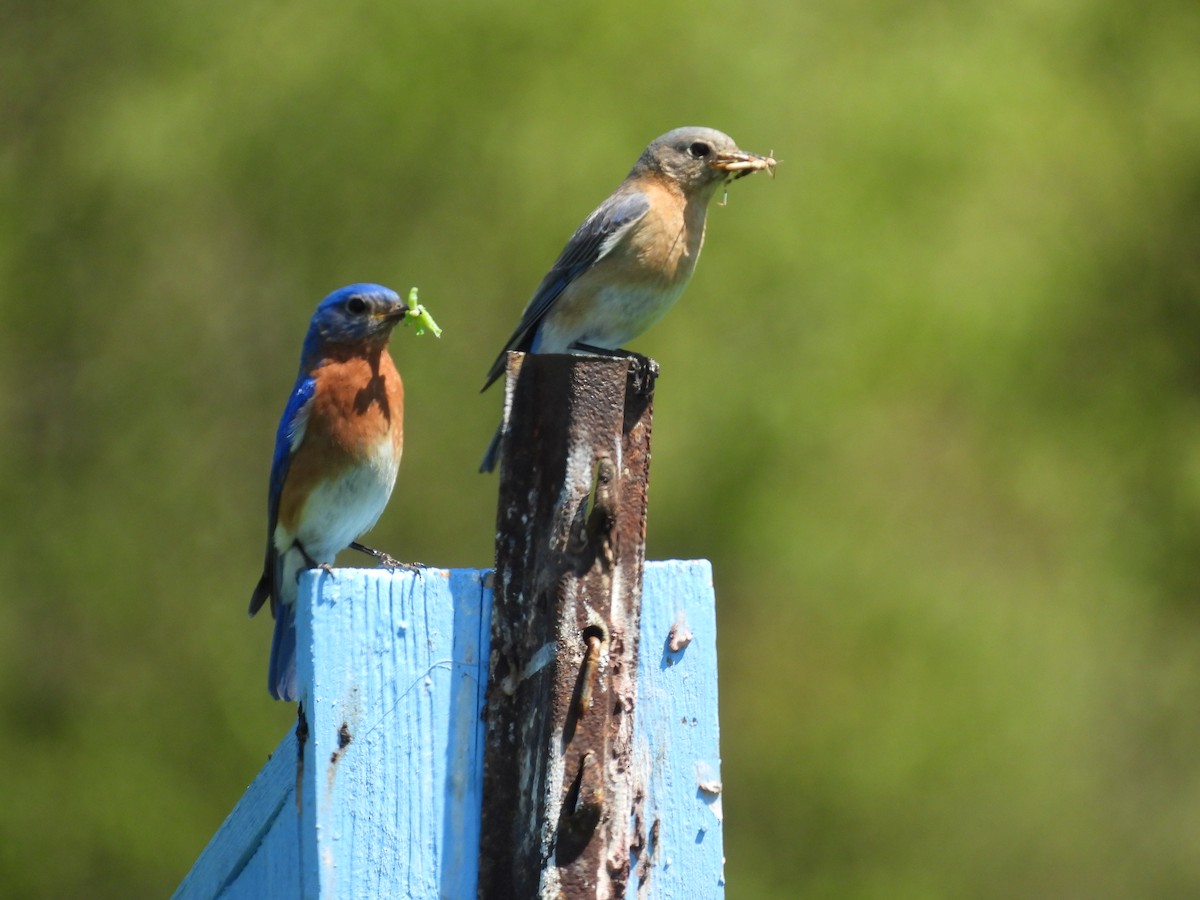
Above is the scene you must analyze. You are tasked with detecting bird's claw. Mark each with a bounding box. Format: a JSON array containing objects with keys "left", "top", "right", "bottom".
[{"left": 349, "top": 541, "right": 425, "bottom": 576}]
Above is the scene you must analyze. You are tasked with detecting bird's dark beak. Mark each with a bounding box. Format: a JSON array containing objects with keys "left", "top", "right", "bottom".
[
  {"left": 382, "top": 299, "right": 411, "bottom": 322},
  {"left": 711, "top": 149, "right": 777, "bottom": 180}
]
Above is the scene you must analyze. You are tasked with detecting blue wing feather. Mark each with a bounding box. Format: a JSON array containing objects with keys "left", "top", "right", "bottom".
[
  {"left": 481, "top": 189, "right": 651, "bottom": 390},
  {"left": 248, "top": 373, "right": 316, "bottom": 617}
]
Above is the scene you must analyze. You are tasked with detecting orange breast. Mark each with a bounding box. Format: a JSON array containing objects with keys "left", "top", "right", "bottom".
[
  {"left": 620, "top": 177, "right": 709, "bottom": 286},
  {"left": 277, "top": 349, "right": 404, "bottom": 534},
  {"left": 542, "top": 176, "right": 713, "bottom": 349}
]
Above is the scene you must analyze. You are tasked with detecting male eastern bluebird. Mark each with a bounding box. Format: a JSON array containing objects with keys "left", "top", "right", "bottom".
[
  {"left": 249, "top": 284, "right": 409, "bottom": 701},
  {"left": 479, "top": 126, "right": 775, "bottom": 472}
]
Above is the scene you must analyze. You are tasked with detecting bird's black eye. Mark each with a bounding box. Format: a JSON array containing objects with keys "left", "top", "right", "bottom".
[
  {"left": 687, "top": 141, "right": 712, "bottom": 159},
  {"left": 346, "top": 296, "right": 368, "bottom": 315}
]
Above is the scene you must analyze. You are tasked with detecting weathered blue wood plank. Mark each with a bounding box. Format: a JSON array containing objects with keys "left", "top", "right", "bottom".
[
  {"left": 438, "top": 569, "right": 492, "bottom": 891},
  {"left": 629, "top": 560, "right": 725, "bottom": 899},
  {"left": 172, "top": 730, "right": 301, "bottom": 900},
  {"left": 175, "top": 561, "right": 721, "bottom": 898},
  {"left": 174, "top": 567, "right": 490, "bottom": 900},
  {"left": 299, "top": 567, "right": 490, "bottom": 900}
]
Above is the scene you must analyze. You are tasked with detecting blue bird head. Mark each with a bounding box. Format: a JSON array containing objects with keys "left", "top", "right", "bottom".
[{"left": 301, "top": 283, "right": 410, "bottom": 361}]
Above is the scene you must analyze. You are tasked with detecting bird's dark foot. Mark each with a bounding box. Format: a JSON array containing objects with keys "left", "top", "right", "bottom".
[
  {"left": 570, "top": 343, "right": 659, "bottom": 377},
  {"left": 349, "top": 540, "right": 395, "bottom": 565},
  {"left": 571, "top": 342, "right": 640, "bottom": 360},
  {"left": 570, "top": 344, "right": 659, "bottom": 391},
  {"left": 296, "top": 540, "right": 319, "bottom": 569},
  {"left": 296, "top": 542, "right": 336, "bottom": 578},
  {"left": 293, "top": 541, "right": 334, "bottom": 578},
  {"left": 350, "top": 541, "right": 425, "bottom": 575}
]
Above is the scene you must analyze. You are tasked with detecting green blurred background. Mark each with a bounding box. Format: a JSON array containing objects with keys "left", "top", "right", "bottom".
[{"left": 3, "top": 0, "right": 1200, "bottom": 896}]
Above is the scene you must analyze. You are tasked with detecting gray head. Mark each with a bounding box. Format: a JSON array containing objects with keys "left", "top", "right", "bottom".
[{"left": 632, "top": 127, "right": 775, "bottom": 194}]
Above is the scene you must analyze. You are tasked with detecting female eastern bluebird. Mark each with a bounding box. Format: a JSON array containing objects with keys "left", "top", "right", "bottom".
[
  {"left": 249, "top": 284, "right": 409, "bottom": 702},
  {"left": 479, "top": 126, "right": 775, "bottom": 472}
]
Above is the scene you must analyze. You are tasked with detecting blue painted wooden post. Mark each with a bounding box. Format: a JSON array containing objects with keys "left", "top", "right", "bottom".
[
  {"left": 630, "top": 559, "right": 725, "bottom": 897},
  {"left": 173, "top": 560, "right": 720, "bottom": 898},
  {"left": 172, "top": 567, "right": 491, "bottom": 900},
  {"left": 173, "top": 560, "right": 721, "bottom": 898}
]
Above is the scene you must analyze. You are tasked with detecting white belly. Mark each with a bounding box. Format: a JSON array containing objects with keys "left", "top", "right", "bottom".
[
  {"left": 537, "top": 282, "right": 687, "bottom": 353},
  {"left": 274, "top": 438, "right": 401, "bottom": 601}
]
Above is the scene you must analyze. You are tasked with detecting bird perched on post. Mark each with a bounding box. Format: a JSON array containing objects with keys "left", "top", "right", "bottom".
[
  {"left": 479, "top": 126, "right": 775, "bottom": 472},
  {"left": 249, "top": 284, "right": 409, "bottom": 702}
]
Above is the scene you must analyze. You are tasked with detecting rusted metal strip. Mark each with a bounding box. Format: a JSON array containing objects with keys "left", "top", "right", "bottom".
[{"left": 479, "top": 352, "right": 657, "bottom": 899}]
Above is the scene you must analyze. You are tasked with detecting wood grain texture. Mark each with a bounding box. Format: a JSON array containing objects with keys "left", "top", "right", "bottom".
[{"left": 628, "top": 559, "right": 725, "bottom": 899}]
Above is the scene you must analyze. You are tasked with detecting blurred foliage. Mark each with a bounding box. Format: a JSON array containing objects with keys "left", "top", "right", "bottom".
[{"left": 2, "top": 0, "right": 1200, "bottom": 896}]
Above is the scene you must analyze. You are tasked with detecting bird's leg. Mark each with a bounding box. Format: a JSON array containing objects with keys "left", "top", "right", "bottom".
[
  {"left": 571, "top": 341, "right": 635, "bottom": 358},
  {"left": 295, "top": 540, "right": 334, "bottom": 576},
  {"left": 349, "top": 541, "right": 425, "bottom": 574},
  {"left": 570, "top": 343, "right": 659, "bottom": 383},
  {"left": 349, "top": 540, "right": 401, "bottom": 567}
]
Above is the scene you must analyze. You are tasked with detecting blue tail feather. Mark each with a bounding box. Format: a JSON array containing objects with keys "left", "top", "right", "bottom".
[
  {"left": 268, "top": 603, "right": 298, "bottom": 702},
  {"left": 479, "top": 421, "right": 503, "bottom": 473}
]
